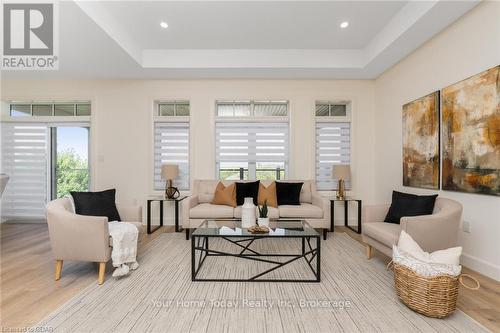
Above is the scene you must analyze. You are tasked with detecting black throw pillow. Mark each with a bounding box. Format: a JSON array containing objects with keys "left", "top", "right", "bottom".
[
  {"left": 384, "top": 191, "right": 438, "bottom": 224},
  {"left": 70, "top": 189, "right": 121, "bottom": 222},
  {"left": 235, "top": 181, "right": 260, "bottom": 206},
  {"left": 276, "top": 182, "right": 303, "bottom": 206}
]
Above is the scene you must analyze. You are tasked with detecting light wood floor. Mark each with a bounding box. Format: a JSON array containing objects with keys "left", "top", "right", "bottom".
[{"left": 1, "top": 223, "right": 499, "bottom": 332}]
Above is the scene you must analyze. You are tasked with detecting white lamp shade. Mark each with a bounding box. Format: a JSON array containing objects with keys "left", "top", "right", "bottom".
[
  {"left": 161, "top": 164, "right": 179, "bottom": 180},
  {"left": 332, "top": 165, "right": 351, "bottom": 180}
]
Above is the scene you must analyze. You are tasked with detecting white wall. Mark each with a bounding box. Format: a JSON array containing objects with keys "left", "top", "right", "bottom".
[
  {"left": 1, "top": 79, "right": 376, "bottom": 225},
  {"left": 374, "top": 1, "right": 500, "bottom": 280}
]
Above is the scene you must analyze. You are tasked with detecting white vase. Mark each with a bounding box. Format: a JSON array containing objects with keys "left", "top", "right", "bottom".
[
  {"left": 257, "top": 217, "right": 269, "bottom": 227},
  {"left": 241, "top": 197, "right": 256, "bottom": 228}
]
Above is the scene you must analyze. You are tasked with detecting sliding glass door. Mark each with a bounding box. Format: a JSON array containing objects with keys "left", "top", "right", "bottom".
[
  {"left": 1, "top": 123, "right": 90, "bottom": 220},
  {"left": 51, "top": 126, "right": 90, "bottom": 199}
]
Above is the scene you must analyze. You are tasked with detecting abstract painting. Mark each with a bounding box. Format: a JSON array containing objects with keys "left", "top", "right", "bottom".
[
  {"left": 402, "top": 91, "right": 440, "bottom": 189},
  {"left": 442, "top": 65, "right": 500, "bottom": 196}
]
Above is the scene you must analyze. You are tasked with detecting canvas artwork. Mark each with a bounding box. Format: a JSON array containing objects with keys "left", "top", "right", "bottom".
[
  {"left": 402, "top": 91, "right": 440, "bottom": 189},
  {"left": 442, "top": 65, "right": 500, "bottom": 196}
]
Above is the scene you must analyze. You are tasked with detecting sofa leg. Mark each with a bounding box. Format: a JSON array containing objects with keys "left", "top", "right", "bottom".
[
  {"left": 98, "top": 262, "right": 106, "bottom": 285},
  {"left": 185, "top": 228, "right": 190, "bottom": 240},
  {"left": 55, "top": 260, "right": 63, "bottom": 281},
  {"left": 323, "top": 229, "right": 327, "bottom": 240},
  {"left": 366, "top": 244, "right": 373, "bottom": 259}
]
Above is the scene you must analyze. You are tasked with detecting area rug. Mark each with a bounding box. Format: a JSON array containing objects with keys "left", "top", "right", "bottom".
[{"left": 36, "top": 233, "right": 486, "bottom": 332}]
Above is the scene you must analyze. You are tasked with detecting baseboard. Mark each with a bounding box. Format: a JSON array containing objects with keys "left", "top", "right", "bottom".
[
  {"left": 333, "top": 219, "right": 359, "bottom": 226},
  {"left": 461, "top": 252, "right": 500, "bottom": 282},
  {"left": 1, "top": 218, "right": 46, "bottom": 224}
]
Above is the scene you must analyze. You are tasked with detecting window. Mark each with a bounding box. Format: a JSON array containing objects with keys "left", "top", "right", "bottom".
[
  {"left": 216, "top": 100, "right": 288, "bottom": 117},
  {"left": 1, "top": 124, "right": 90, "bottom": 219},
  {"left": 215, "top": 100, "right": 288, "bottom": 180},
  {"left": 158, "top": 101, "right": 190, "bottom": 117},
  {"left": 315, "top": 101, "right": 347, "bottom": 117},
  {"left": 1, "top": 124, "right": 49, "bottom": 219},
  {"left": 9, "top": 102, "right": 91, "bottom": 117},
  {"left": 154, "top": 102, "right": 190, "bottom": 191},
  {"left": 315, "top": 101, "right": 351, "bottom": 190}
]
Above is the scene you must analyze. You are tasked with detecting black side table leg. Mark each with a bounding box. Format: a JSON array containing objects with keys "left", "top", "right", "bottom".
[
  {"left": 330, "top": 201, "right": 334, "bottom": 232},
  {"left": 175, "top": 200, "right": 180, "bottom": 232},
  {"left": 357, "top": 200, "right": 362, "bottom": 234},
  {"left": 147, "top": 200, "right": 152, "bottom": 234},
  {"left": 159, "top": 201, "right": 164, "bottom": 228},
  {"left": 344, "top": 200, "right": 348, "bottom": 228}
]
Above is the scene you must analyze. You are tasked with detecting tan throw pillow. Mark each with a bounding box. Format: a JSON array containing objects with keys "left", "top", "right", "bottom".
[
  {"left": 212, "top": 182, "right": 236, "bottom": 207},
  {"left": 258, "top": 182, "right": 278, "bottom": 207}
]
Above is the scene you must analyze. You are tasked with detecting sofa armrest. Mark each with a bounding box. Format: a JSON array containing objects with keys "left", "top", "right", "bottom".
[
  {"left": 116, "top": 203, "right": 142, "bottom": 222},
  {"left": 362, "top": 204, "right": 390, "bottom": 224},
  {"left": 46, "top": 208, "right": 111, "bottom": 262},
  {"left": 400, "top": 208, "right": 462, "bottom": 252},
  {"left": 181, "top": 195, "right": 199, "bottom": 228},
  {"left": 312, "top": 193, "right": 329, "bottom": 222}
]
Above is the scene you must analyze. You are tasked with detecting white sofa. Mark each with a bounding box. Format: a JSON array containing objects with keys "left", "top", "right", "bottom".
[{"left": 181, "top": 180, "right": 330, "bottom": 239}]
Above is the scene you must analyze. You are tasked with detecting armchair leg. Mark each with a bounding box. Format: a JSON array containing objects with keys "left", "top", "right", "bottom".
[
  {"left": 366, "top": 244, "right": 373, "bottom": 259},
  {"left": 55, "top": 260, "right": 63, "bottom": 281},
  {"left": 98, "top": 262, "right": 106, "bottom": 285}
]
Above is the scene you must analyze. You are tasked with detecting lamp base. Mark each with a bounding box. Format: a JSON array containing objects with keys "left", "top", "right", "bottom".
[
  {"left": 336, "top": 179, "right": 346, "bottom": 200},
  {"left": 165, "top": 179, "right": 180, "bottom": 199}
]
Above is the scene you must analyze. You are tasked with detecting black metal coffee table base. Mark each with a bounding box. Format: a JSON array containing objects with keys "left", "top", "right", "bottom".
[{"left": 191, "top": 236, "right": 321, "bottom": 282}]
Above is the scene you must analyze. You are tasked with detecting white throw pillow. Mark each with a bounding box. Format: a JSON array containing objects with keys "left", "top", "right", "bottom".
[{"left": 397, "top": 230, "right": 462, "bottom": 265}]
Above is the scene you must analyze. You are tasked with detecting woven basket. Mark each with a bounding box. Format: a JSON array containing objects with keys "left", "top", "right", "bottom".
[{"left": 390, "top": 262, "right": 479, "bottom": 318}]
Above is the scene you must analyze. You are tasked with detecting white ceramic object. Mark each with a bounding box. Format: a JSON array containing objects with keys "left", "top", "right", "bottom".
[
  {"left": 257, "top": 217, "right": 270, "bottom": 227},
  {"left": 241, "top": 197, "right": 256, "bottom": 228}
]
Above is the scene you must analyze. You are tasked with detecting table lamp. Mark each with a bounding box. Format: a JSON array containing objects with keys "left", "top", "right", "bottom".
[
  {"left": 161, "top": 164, "right": 180, "bottom": 199},
  {"left": 332, "top": 165, "right": 350, "bottom": 200}
]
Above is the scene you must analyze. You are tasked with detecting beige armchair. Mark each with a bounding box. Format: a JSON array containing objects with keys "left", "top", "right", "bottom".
[
  {"left": 362, "top": 198, "right": 462, "bottom": 259},
  {"left": 46, "top": 197, "right": 143, "bottom": 285}
]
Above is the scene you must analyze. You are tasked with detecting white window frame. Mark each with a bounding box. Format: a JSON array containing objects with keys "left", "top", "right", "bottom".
[
  {"left": 215, "top": 100, "right": 289, "bottom": 181},
  {"left": 153, "top": 101, "right": 190, "bottom": 192},
  {"left": 315, "top": 101, "right": 352, "bottom": 191}
]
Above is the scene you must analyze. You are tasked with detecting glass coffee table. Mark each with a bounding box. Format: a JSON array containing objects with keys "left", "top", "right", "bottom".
[{"left": 191, "top": 219, "right": 320, "bottom": 282}]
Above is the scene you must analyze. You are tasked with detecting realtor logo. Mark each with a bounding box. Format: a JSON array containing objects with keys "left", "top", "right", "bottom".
[{"left": 1, "top": 1, "right": 59, "bottom": 70}]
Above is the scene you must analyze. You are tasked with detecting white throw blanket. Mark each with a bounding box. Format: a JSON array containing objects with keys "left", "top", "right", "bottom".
[{"left": 108, "top": 221, "right": 139, "bottom": 277}]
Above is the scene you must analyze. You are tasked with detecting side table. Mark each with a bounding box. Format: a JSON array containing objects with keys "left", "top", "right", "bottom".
[
  {"left": 147, "top": 196, "right": 187, "bottom": 234},
  {"left": 330, "top": 198, "right": 362, "bottom": 234}
]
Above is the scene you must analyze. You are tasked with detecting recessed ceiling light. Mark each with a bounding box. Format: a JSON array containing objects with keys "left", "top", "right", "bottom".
[
  {"left": 340, "top": 21, "right": 349, "bottom": 29},
  {"left": 160, "top": 21, "right": 168, "bottom": 29}
]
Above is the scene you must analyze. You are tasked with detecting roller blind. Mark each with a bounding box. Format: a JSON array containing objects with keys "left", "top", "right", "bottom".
[
  {"left": 154, "top": 122, "right": 189, "bottom": 190},
  {"left": 216, "top": 122, "right": 288, "bottom": 163},
  {"left": 315, "top": 122, "right": 350, "bottom": 190},
  {"left": 1, "top": 123, "right": 48, "bottom": 219}
]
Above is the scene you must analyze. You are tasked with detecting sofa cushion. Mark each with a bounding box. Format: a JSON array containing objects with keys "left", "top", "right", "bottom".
[
  {"left": 276, "top": 180, "right": 313, "bottom": 203},
  {"left": 190, "top": 203, "right": 234, "bottom": 219},
  {"left": 258, "top": 182, "right": 277, "bottom": 207},
  {"left": 234, "top": 206, "right": 279, "bottom": 219},
  {"left": 363, "top": 222, "right": 401, "bottom": 247},
  {"left": 276, "top": 182, "right": 303, "bottom": 205},
  {"left": 385, "top": 191, "right": 438, "bottom": 224},
  {"left": 71, "top": 189, "right": 121, "bottom": 222},
  {"left": 212, "top": 182, "right": 236, "bottom": 207},
  {"left": 236, "top": 181, "right": 260, "bottom": 206},
  {"left": 279, "top": 203, "right": 323, "bottom": 218},
  {"left": 197, "top": 180, "right": 220, "bottom": 203}
]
